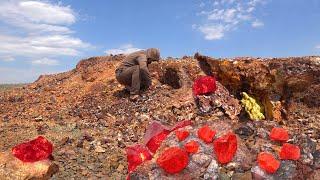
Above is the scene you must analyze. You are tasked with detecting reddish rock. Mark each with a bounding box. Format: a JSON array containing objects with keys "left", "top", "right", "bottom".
[
  {"left": 175, "top": 130, "right": 189, "bottom": 142},
  {"left": 12, "top": 136, "right": 53, "bottom": 163},
  {"left": 270, "top": 127, "right": 289, "bottom": 142},
  {"left": 146, "top": 130, "right": 170, "bottom": 154},
  {"left": 126, "top": 145, "right": 152, "bottom": 173},
  {"left": 192, "top": 76, "right": 217, "bottom": 96},
  {"left": 184, "top": 140, "right": 199, "bottom": 154},
  {"left": 198, "top": 125, "right": 216, "bottom": 143},
  {"left": 257, "top": 152, "right": 280, "bottom": 174},
  {"left": 213, "top": 132, "right": 237, "bottom": 164},
  {"left": 156, "top": 147, "right": 189, "bottom": 174},
  {"left": 280, "top": 143, "right": 301, "bottom": 160}
]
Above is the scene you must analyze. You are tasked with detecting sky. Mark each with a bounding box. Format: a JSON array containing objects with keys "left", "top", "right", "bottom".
[{"left": 0, "top": 0, "right": 320, "bottom": 83}]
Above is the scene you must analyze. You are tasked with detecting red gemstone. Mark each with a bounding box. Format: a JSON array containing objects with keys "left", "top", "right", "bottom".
[
  {"left": 258, "top": 152, "right": 280, "bottom": 174},
  {"left": 192, "top": 76, "right": 217, "bottom": 96},
  {"left": 198, "top": 125, "right": 216, "bottom": 143},
  {"left": 12, "top": 136, "right": 53, "bottom": 162},
  {"left": 126, "top": 145, "right": 152, "bottom": 173},
  {"left": 184, "top": 140, "right": 199, "bottom": 154},
  {"left": 280, "top": 143, "right": 300, "bottom": 160},
  {"left": 270, "top": 127, "right": 289, "bottom": 142},
  {"left": 213, "top": 133, "right": 237, "bottom": 164},
  {"left": 175, "top": 130, "right": 189, "bottom": 142},
  {"left": 156, "top": 147, "right": 189, "bottom": 174},
  {"left": 146, "top": 130, "right": 170, "bottom": 153}
]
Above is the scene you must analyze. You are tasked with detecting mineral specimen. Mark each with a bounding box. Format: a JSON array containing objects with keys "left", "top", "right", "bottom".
[
  {"left": 184, "top": 140, "right": 199, "bottom": 154},
  {"left": 11, "top": 136, "right": 53, "bottom": 163},
  {"left": 126, "top": 145, "right": 152, "bottom": 173},
  {"left": 213, "top": 132, "right": 237, "bottom": 164},
  {"left": 146, "top": 130, "right": 170, "bottom": 153},
  {"left": 175, "top": 130, "right": 189, "bottom": 142},
  {"left": 192, "top": 76, "right": 217, "bottom": 96},
  {"left": 240, "top": 92, "right": 265, "bottom": 120},
  {"left": 156, "top": 147, "right": 189, "bottom": 174},
  {"left": 257, "top": 152, "right": 280, "bottom": 174},
  {"left": 270, "top": 127, "right": 289, "bottom": 142},
  {"left": 198, "top": 125, "right": 216, "bottom": 143},
  {"left": 279, "top": 143, "right": 300, "bottom": 160}
]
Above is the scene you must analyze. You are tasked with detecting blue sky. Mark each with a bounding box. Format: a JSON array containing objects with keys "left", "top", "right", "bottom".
[{"left": 0, "top": 0, "right": 320, "bottom": 83}]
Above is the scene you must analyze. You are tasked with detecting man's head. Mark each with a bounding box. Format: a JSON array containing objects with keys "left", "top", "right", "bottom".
[{"left": 146, "top": 48, "right": 160, "bottom": 63}]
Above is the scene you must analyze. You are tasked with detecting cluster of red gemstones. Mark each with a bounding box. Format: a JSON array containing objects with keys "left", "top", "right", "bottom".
[
  {"left": 192, "top": 76, "right": 217, "bottom": 96},
  {"left": 12, "top": 136, "right": 53, "bottom": 163},
  {"left": 257, "top": 127, "right": 300, "bottom": 174}
]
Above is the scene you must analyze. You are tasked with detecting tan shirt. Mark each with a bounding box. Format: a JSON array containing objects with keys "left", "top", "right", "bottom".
[{"left": 117, "top": 50, "right": 149, "bottom": 72}]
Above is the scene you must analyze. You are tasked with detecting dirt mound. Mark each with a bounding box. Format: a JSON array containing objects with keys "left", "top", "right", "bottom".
[{"left": 0, "top": 54, "right": 319, "bottom": 179}]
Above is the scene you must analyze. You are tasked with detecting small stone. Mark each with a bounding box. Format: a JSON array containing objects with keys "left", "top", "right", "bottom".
[
  {"left": 117, "top": 164, "right": 125, "bottom": 172},
  {"left": 175, "top": 130, "right": 189, "bottom": 142},
  {"left": 198, "top": 125, "right": 216, "bottom": 143},
  {"left": 95, "top": 145, "right": 106, "bottom": 153},
  {"left": 192, "top": 76, "right": 217, "bottom": 96},
  {"left": 235, "top": 125, "right": 254, "bottom": 138},
  {"left": 191, "top": 153, "right": 211, "bottom": 167},
  {"left": 280, "top": 143, "right": 300, "bottom": 160},
  {"left": 156, "top": 147, "right": 189, "bottom": 174},
  {"left": 213, "top": 133, "right": 237, "bottom": 164},
  {"left": 184, "top": 140, "right": 199, "bottom": 154},
  {"left": 204, "top": 159, "right": 219, "bottom": 180},
  {"left": 270, "top": 127, "right": 289, "bottom": 142},
  {"left": 257, "top": 152, "right": 280, "bottom": 174},
  {"left": 12, "top": 136, "right": 53, "bottom": 162}
]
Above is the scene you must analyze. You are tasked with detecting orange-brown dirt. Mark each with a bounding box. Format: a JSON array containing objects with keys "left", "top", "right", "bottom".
[{"left": 0, "top": 54, "right": 319, "bottom": 179}]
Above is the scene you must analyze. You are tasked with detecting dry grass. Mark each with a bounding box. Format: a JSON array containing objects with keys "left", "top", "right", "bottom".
[{"left": 0, "top": 84, "right": 26, "bottom": 91}]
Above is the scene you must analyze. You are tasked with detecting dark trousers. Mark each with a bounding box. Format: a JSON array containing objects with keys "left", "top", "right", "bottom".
[{"left": 116, "top": 65, "right": 151, "bottom": 95}]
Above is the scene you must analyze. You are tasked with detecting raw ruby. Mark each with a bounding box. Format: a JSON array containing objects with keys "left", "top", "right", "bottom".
[
  {"left": 198, "top": 125, "right": 216, "bottom": 143},
  {"left": 280, "top": 143, "right": 300, "bottom": 160},
  {"left": 126, "top": 145, "right": 152, "bottom": 173},
  {"left": 184, "top": 140, "right": 199, "bottom": 154},
  {"left": 258, "top": 152, "right": 280, "bottom": 174},
  {"left": 213, "top": 133, "right": 237, "bottom": 164},
  {"left": 156, "top": 147, "right": 189, "bottom": 174},
  {"left": 146, "top": 130, "right": 170, "bottom": 153},
  {"left": 12, "top": 136, "right": 53, "bottom": 162},
  {"left": 192, "top": 76, "right": 217, "bottom": 96},
  {"left": 270, "top": 127, "right": 289, "bottom": 142},
  {"left": 175, "top": 130, "right": 189, "bottom": 141}
]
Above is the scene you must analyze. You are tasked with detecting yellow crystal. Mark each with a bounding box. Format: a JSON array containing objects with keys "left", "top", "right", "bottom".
[{"left": 241, "top": 92, "right": 265, "bottom": 120}]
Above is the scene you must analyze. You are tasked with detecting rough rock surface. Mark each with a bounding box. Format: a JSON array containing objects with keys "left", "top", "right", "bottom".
[
  {"left": 0, "top": 151, "right": 58, "bottom": 179},
  {"left": 0, "top": 54, "right": 319, "bottom": 179}
]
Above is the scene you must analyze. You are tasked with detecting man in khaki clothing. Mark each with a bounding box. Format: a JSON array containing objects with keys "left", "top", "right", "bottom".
[{"left": 115, "top": 48, "right": 160, "bottom": 99}]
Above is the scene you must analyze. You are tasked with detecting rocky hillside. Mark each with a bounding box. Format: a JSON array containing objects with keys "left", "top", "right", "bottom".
[{"left": 0, "top": 54, "right": 319, "bottom": 179}]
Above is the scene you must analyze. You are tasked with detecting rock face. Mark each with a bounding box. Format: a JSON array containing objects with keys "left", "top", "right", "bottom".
[
  {"left": 0, "top": 151, "right": 58, "bottom": 179},
  {"left": 195, "top": 53, "right": 320, "bottom": 122}
]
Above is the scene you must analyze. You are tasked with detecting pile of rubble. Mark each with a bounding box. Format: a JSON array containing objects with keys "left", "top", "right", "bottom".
[{"left": 0, "top": 53, "right": 319, "bottom": 179}]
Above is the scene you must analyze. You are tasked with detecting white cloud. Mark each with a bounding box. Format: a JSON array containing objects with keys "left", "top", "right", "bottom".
[
  {"left": 198, "top": 24, "right": 228, "bottom": 40},
  {"left": 315, "top": 45, "right": 320, "bottom": 49},
  {"left": 252, "top": 20, "right": 264, "bottom": 28},
  {"left": 105, "top": 44, "right": 142, "bottom": 55},
  {"left": 0, "top": 0, "right": 90, "bottom": 62},
  {"left": 31, "top": 58, "right": 59, "bottom": 66},
  {"left": 0, "top": 56, "right": 15, "bottom": 62},
  {"left": 195, "top": 0, "right": 267, "bottom": 40}
]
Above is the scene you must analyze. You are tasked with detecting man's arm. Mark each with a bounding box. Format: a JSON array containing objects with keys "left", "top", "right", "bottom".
[{"left": 136, "top": 55, "right": 150, "bottom": 73}]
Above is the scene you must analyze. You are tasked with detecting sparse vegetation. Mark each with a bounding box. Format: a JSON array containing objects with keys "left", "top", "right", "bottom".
[{"left": 0, "top": 84, "right": 26, "bottom": 91}]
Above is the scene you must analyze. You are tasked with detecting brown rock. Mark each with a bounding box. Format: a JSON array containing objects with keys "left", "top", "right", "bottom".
[{"left": 0, "top": 151, "right": 58, "bottom": 180}]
